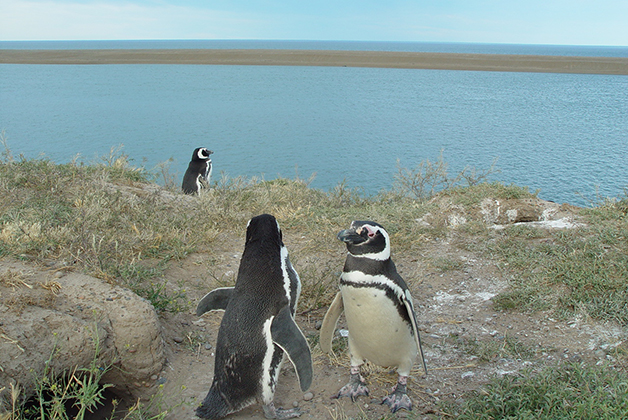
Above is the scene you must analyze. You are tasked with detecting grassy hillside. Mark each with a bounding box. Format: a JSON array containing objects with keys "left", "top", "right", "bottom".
[{"left": 1, "top": 148, "right": 628, "bottom": 419}]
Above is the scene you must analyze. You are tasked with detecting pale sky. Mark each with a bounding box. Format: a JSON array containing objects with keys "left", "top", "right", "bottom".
[{"left": 1, "top": 0, "right": 627, "bottom": 46}]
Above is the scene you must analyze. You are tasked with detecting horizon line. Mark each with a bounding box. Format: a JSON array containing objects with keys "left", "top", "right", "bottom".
[{"left": 2, "top": 39, "right": 628, "bottom": 48}]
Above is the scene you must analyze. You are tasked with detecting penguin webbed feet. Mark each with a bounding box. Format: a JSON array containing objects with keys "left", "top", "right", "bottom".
[
  {"left": 381, "top": 377, "right": 413, "bottom": 413},
  {"left": 332, "top": 372, "right": 369, "bottom": 402},
  {"left": 263, "top": 402, "right": 302, "bottom": 419}
]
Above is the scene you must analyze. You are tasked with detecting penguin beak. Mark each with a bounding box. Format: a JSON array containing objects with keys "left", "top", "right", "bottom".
[{"left": 337, "top": 228, "right": 367, "bottom": 244}]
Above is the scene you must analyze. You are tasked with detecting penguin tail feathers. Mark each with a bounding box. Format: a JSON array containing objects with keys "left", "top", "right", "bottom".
[{"left": 195, "top": 389, "right": 232, "bottom": 419}]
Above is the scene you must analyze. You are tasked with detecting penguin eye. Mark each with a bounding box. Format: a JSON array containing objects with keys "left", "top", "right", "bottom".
[{"left": 363, "top": 226, "right": 376, "bottom": 238}]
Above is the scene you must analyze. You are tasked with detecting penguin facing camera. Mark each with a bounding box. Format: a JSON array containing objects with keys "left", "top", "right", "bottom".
[
  {"left": 182, "top": 147, "right": 213, "bottom": 194},
  {"left": 319, "top": 220, "right": 427, "bottom": 413},
  {"left": 195, "top": 214, "right": 312, "bottom": 419}
]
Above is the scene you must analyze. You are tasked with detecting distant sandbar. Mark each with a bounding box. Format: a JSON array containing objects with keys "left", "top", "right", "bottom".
[{"left": 1, "top": 49, "right": 627, "bottom": 75}]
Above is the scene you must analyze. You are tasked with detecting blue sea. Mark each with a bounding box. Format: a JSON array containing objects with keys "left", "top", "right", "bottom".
[{"left": 1, "top": 40, "right": 627, "bottom": 206}]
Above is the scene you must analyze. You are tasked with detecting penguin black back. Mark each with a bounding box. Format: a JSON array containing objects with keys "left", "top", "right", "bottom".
[
  {"left": 182, "top": 147, "right": 213, "bottom": 194},
  {"left": 195, "top": 214, "right": 312, "bottom": 419}
]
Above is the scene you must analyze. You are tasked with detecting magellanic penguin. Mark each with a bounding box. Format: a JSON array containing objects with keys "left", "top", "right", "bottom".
[
  {"left": 195, "top": 214, "right": 313, "bottom": 419},
  {"left": 319, "top": 220, "right": 427, "bottom": 413},
  {"left": 182, "top": 147, "right": 213, "bottom": 194}
]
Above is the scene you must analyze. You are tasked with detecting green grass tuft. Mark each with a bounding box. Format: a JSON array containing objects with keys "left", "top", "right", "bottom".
[
  {"left": 452, "top": 362, "right": 628, "bottom": 419},
  {"left": 489, "top": 220, "right": 628, "bottom": 325}
]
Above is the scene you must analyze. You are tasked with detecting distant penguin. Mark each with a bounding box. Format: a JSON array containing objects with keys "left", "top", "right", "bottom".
[
  {"left": 182, "top": 147, "right": 213, "bottom": 194},
  {"left": 195, "top": 214, "right": 312, "bottom": 419},
  {"left": 320, "top": 220, "right": 427, "bottom": 413}
]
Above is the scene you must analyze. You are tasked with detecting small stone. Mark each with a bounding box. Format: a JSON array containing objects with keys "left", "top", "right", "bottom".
[
  {"left": 303, "top": 392, "right": 314, "bottom": 401},
  {"left": 292, "top": 401, "right": 299, "bottom": 408},
  {"left": 315, "top": 320, "right": 323, "bottom": 330},
  {"left": 157, "top": 377, "right": 167, "bottom": 385},
  {"left": 173, "top": 336, "right": 184, "bottom": 343},
  {"left": 461, "top": 371, "right": 475, "bottom": 379},
  {"left": 151, "top": 375, "right": 158, "bottom": 380},
  {"left": 205, "top": 343, "right": 213, "bottom": 350}
]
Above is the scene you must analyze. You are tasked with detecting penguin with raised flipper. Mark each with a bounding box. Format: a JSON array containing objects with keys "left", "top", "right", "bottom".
[
  {"left": 195, "top": 214, "right": 312, "bottom": 419},
  {"left": 320, "top": 220, "right": 427, "bottom": 413},
  {"left": 182, "top": 147, "right": 213, "bottom": 194}
]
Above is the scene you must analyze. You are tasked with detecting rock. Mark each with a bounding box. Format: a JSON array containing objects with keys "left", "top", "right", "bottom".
[
  {"left": 461, "top": 371, "right": 475, "bottom": 379},
  {"left": 303, "top": 392, "right": 314, "bottom": 401},
  {"left": 0, "top": 260, "right": 165, "bottom": 401}
]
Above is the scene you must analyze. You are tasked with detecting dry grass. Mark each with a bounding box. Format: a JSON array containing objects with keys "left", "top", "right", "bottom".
[
  {"left": 0, "top": 150, "right": 448, "bottom": 312},
  {"left": 3, "top": 148, "right": 628, "bottom": 418}
]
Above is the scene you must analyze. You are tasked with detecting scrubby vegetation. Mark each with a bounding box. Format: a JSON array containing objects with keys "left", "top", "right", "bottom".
[
  {"left": 1, "top": 144, "right": 627, "bottom": 419},
  {"left": 454, "top": 362, "right": 628, "bottom": 420}
]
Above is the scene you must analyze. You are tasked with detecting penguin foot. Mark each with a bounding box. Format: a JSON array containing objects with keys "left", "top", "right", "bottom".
[
  {"left": 263, "top": 402, "right": 302, "bottom": 419},
  {"left": 332, "top": 372, "right": 369, "bottom": 402},
  {"left": 381, "top": 381, "right": 412, "bottom": 413}
]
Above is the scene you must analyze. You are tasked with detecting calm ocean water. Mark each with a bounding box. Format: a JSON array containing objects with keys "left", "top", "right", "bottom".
[{"left": 1, "top": 40, "right": 627, "bottom": 206}]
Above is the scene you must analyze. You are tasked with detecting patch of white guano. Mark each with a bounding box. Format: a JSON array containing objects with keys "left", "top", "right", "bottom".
[{"left": 492, "top": 217, "right": 584, "bottom": 230}]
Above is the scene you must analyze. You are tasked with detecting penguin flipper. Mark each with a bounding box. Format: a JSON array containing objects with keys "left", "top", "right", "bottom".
[
  {"left": 319, "top": 292, "right": 344, "bottom": 354},
  {"left": 403, "top": 291, "right": 428, "bottom": 376},
  {"left": 271, "top": 306, "right": 313, "bottom": 392},
  {"left": 196, "top": 287, "right": 234, "bottom": 316}
]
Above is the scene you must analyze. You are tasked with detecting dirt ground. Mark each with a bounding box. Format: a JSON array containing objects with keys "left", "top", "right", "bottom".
[{"left": 153, "top": 225, "right": 627, "bottom": 420}]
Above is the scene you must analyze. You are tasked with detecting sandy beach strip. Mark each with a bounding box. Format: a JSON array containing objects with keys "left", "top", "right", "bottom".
[{"left": 1, "top": 49, "right": 627, "bottom": 75}]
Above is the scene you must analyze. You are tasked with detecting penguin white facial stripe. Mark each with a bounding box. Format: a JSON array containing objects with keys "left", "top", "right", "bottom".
[
  {"left": 197, "top": 148, "right": 210, "bottom": 159},
  {"left": 350, "top": 225, "right": 391, "bottom": 261}
]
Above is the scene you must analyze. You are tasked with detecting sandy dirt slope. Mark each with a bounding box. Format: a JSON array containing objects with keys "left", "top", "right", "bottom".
[{"left": 1, "top": 49, "right": 627, "bottom": 75}]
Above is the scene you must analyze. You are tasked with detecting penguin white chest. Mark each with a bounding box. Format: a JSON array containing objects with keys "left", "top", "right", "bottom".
[{"left": 340, "top": 276, "right": 417, "bottom": 370}]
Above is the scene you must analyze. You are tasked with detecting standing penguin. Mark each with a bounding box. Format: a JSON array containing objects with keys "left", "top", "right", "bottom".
[
  {"left": 195, "top": 214, "right": 312, "bottom": 419},
  {"left": 320, "top": 220, "right": 427, "bottom": 413},
  {"left": 182, "top": 147, "right": 213, "bottom": 194}
]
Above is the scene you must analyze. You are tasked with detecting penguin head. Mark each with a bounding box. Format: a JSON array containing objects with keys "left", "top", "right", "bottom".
[
  {"left": 337, "top": 220, "right": 391, "bottom": 261},
  {"left": 192, "top": 147, "right": 213, "bottom": 161},
  {"left": 245, "top": 213, "right": 283, "bottom": 247}
]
